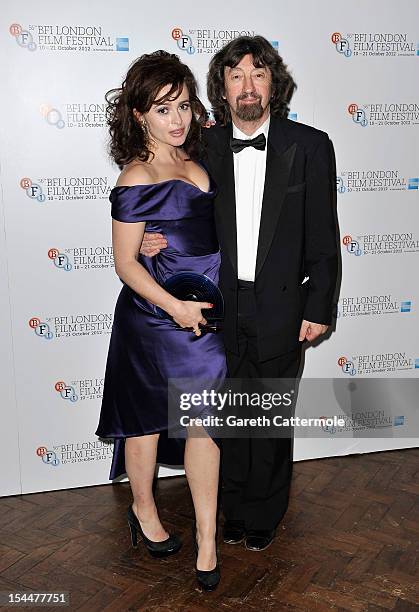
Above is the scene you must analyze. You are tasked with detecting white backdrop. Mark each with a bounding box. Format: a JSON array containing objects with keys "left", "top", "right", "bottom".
[{"left": 0, "top": 0, "right": 418, "bottom": 496}]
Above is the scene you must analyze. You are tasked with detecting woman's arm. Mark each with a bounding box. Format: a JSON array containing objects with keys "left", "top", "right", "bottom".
[
  {"left": 113, "top": 218, "right": 178, "bottom": 313},
  {"left": 112, "top": 219, "right": 211, "bottom": 334}
]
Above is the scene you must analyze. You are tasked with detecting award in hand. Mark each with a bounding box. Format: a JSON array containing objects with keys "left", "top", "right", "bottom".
[{"left": 157, "top": 272, "right": 224, "bottom": 333}]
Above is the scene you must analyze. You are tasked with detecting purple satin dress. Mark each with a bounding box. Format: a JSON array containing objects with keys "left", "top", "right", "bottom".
[{"left": 95, "top": 173, "right": 227, "bottom": 479}]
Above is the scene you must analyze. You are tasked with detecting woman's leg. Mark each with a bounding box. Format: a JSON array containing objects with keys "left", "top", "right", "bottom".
[
  {"left": 125, "top": 434, "right": 169, "bottom": 541},
  {"left": 185, "top": 432, "right": 220, "bottom": 570}
]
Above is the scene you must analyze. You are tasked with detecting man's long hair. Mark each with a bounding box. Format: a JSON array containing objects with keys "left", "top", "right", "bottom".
[{"left": 207, "top": 36, "right": 296, "bottom": 126}]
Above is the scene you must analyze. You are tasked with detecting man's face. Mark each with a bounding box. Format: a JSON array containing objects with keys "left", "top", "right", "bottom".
[{"left": 223, "top": 53, "right": 272, "bottom": 123}]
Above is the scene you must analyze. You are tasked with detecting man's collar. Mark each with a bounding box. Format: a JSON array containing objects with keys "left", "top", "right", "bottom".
[{"left": 232, "top": 114, "right": 271, "bottom": 140}]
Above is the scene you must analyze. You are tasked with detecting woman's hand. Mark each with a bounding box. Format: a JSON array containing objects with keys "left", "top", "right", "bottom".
[{"left": 169, "top": 300, "right": 213, "bottom": 336}]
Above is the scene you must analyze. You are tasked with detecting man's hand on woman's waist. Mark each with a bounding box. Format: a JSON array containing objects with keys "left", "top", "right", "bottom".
[{"left": 140, "top": 232, "right": 167, "bottom": 257}]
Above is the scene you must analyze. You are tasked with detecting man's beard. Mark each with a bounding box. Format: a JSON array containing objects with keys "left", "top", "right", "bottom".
[{"left": 235, "top": 93, "right": 264, "bottom": 121}]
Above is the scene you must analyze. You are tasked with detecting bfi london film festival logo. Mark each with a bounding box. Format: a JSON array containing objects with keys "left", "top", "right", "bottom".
[
  {"left": 28, "top": 312, "right": 113, "bottom": 341},
  {"left": 342, "top": 233, "right": 419, "bottom": 257},
  {"left": 20, "top": 176, "right": 111, "bottom": 203},
  {"left": 171, "top": 26, "right": 256, "bottom": 55},
  {"left": 39, "top": 103, "right": 106, "bottom": 129},
  {"left": 48, "top": 247, "right": 114, "bottom": 272},
  {"left": 331, "top": 31, "right": 419, "bottom": 58},
  {"left": 37, "top": 440, "right": 113, "bottom": 468},
  {"left": 9, "top": 23, "right": 129, "bottom": 53},
  {"left": 20, "top": 178, "right": 46, "bottom": 203},
  {"left": 36, "top": 446, "right": 60, "bottom": 466},
  {"left": 55, "top": 377, "right": 104, "bottom": 403},
  {"left": 338, "top": 353, "right": 418, "bottom": 376},
  {"left": 347, "top": 102, "right": 419, "bottom": 128},
  {"left": 337, "top": 170, "right": 419, "bottom": 194},
  {"left": 319, "top": 412, "right": 405, "bottom": 435},
  {"left": 337, "top": 294, "right": 413, "bottom": 319}
]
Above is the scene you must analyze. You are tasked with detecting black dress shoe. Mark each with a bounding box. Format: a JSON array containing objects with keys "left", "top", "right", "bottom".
[
  {"left": 245, "top": 529, "right": 276, "bottom": 551},
  {"left": 195, "top": 565, "right": 221, "bottom": 592},
  {"left": 193, "top": 523, "right": 220, "bottom": 592},
  {"left": 223, "top": 520, "right": 246, "bottom": 544},
  {"left": 127, "top": 506, "right": 182, "bottom": 558}
]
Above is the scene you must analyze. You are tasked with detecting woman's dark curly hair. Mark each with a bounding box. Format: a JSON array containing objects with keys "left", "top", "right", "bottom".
[
  {"left": 207, "top": 36, "right": 296, "bottom": 125},
  {"left": 106, "top": 50, "right": 206, "bottom": 168}
]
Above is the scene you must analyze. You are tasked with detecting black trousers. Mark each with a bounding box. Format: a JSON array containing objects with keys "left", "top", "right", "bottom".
[{"left": 221, "top": 281, "right": 302, "bottom": 530}]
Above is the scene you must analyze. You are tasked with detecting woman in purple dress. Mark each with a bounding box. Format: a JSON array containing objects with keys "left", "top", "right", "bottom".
[{"left": 96, "top": 51, "right": 225, "bottom": 590}]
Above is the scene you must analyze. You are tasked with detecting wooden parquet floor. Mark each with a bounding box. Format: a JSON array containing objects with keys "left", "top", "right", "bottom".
[{"left": 0, "top": 448, "right": 418, "bottom": 611}]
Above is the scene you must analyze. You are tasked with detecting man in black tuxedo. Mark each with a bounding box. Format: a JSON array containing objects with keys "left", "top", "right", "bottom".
[{"left": 142, "top": 35, "right": 338, "bottom": 551}]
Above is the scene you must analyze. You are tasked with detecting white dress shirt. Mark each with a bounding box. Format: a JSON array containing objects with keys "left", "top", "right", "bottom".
[{"left": 233, "top": 115, "right": 270, "bottom": 281}]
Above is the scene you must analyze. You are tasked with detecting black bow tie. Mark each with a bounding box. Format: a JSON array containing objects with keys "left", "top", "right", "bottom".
[{"left": 230, "top": 133, "right": 266, "bottom": 154}]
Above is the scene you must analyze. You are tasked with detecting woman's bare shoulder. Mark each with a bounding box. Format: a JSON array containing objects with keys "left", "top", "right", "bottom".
[{"left": 116, "top": 161, "right": 154, "bottom": 187}]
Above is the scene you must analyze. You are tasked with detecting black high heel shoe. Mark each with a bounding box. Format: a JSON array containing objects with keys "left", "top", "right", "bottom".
[
  {"left": 127, "top": 505, "right": 182, "bottom": 558},
  {"left": 192, "top": 523, "right": 220, "bottom": 592}
]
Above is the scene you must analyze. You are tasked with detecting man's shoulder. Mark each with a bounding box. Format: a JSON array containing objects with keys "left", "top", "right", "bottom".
[
  {"left": 201, "top": 117, "right": 330, "bottom": 154},
  {"left": 202, "top": 123, "right": 229, "bottom": 148},
  {"left": 273, "top": 117, "right": 329, "bottom": 146}
]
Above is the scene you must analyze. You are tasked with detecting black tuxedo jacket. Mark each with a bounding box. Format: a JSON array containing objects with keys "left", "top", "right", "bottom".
[{"left": 203, "top": 116, "right": 338, "bottom": 361}]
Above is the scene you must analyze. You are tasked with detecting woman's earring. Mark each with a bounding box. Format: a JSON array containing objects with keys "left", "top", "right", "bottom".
[{"left": 140, "top": 120, "right": 149, "bottom": 143}]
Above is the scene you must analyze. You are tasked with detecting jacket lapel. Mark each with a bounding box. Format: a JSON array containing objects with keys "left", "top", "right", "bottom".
[
  {"left": 255, "top": 119, "right": 296, "bottom": 278},
  {"left": 208, "top": 125, "right": 238, "bottom": 275},
  {"left": 207, "top": 118, "right": 296, "bottom": 279}
]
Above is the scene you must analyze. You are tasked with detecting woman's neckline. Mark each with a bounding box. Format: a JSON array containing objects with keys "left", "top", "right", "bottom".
[{"left": 112, "top": 177, "right": 212, "bottom": 195}]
